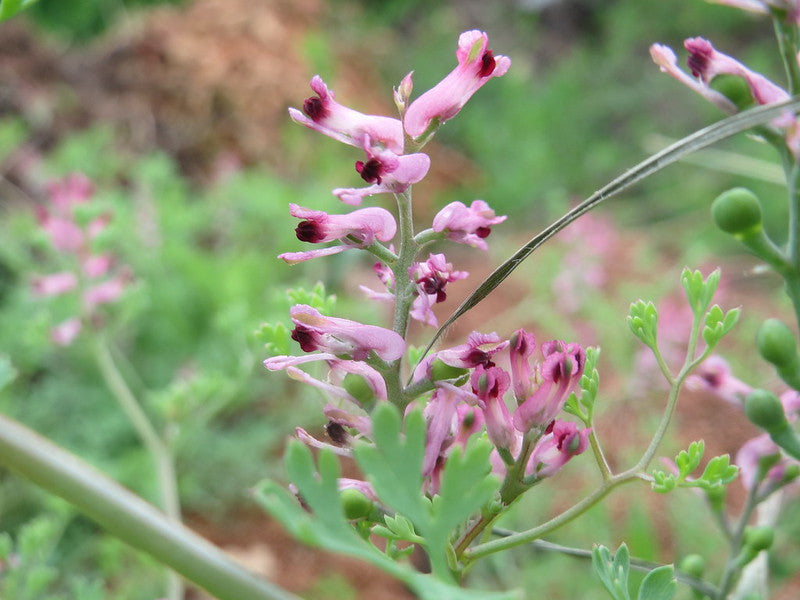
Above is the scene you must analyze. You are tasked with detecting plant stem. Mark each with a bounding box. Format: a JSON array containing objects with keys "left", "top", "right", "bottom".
[
  {"left": 716, "top": 481, "right": 762, "bottom": 600},
  {"left": 93, "top": 336, "right": 183, "bottom": 599},
  {"left": 0, "top": 414, "right": 298, "bottom": 600}
]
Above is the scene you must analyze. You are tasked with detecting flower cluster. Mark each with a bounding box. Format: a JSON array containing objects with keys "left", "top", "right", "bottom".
[
  {"left": 266, "top": 31, "right": 591, "bottom": 506},
  {"left": 31, "top": 173, "right": 131, "bottom": 345}
]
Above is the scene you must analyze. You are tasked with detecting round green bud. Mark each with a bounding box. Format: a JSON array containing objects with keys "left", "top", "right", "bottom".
[
  {"left": 340, "top": 488, "right": 374, "bottom": 520},
  {"left": 678, "top": 554, "right": 705, "bottom": 578},
  {"left": 429, "top": 358, "right": 469, "bottom": 382},
  {"left": 342, "top": 373, "right": 375, "bottom": 406},
  {"left": 709, "top": 74, "right": 754, "bottom": 111},
  {"left": 783, "top": 463, "right": 800, "bottom": 483},
  {"left": 743, "top": 525, "right": 774, "bottom": 552},
  {"left": 745, "top": 390, "right": 788, "bottom": 431},
  {"left": 757, "top": 318, "right": 798, "bottom": 368},
  {"left": 711, "top": 188, "right": 762, "bottom": 235}
]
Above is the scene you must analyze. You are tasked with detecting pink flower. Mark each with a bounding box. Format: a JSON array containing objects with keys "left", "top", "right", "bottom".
[
  {"left": 414, "top": 331, "right": 509, "bottom": 382},
  {"left": 46, "top": 172, "right": 93, "bottom": 211},
  {"left": 408, "top": 253, "right": 469, "bottom": 327},
  {"left": 509, "top": 329, "right": 537, "bottom": 401},
  {"left": 686, "top": 355, "right": 753, "bottom": 406},
  {"left": 649, "top": 43, "right": 737, "bottom": 114},
  {"left": 31, "top": 272, "right": 78, "bottom": 297},
  {"left": 279, "top": 204, "right": 397, "bottom": 264},
  {"left": 512, "top": 340, "right": 585, "bottom": 433},
  {"left": 736, "top": 434, "right": 794, "bottom": 490},
  {"left": 472, "top": 365, "right": 518, "bottom": 455},
  {"left": 289, "top": 75, "right": 404, "bottom": 153},
  {"left": 432, "top": 200, "right": 507, "bottom": 250},
  {"left": 36, "top": 211, "right": 84, "bottom": 253},
  {"left": 404, "top": 30, "right": 511, "bottom": 138},
  {"left": 289, "top": 304, "right": 405, "bottom": 362},
  {"left": 83, "top": 274, "right": 129, "bottom": 309},
  {"left": 706, "top": 0, "right": 800, "bottom": 23},
  {"left": 82, "top": 254, "right": 113, "bottom": 278},
  {"left": 51, "top": 318, "right": 82, "bottom": 346},
  {"left": 526, "top": 420, "right": 591, "bottom": 479},
  {"left": 332, "top": 148, "right": 430, "bottom": 206}
]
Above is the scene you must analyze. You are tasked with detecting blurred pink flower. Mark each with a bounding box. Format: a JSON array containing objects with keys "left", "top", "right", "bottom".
[
  {"left": 432, "top": 200, "right": 506, "bottom": 250},
  {"left": 31, "top": 272, "right": 78, "bottom": 297}
]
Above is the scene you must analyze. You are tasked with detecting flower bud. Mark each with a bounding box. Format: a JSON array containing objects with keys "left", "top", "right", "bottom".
[
  {"left": 429, "top": 358, "right": 469, "bottom": 382},
  {"left": 342, "top": 373, "right": 376, "bottom": 406},
  {"left": 757, "top": 319, "right": 798, "bottom": 369},
  {"left": 340, "top": 488, "right": 375, "bottom": 520},
  {"left": 743, "top": 525, "right": 774, "bottom": 552},
  {"left": 711, "top": 188, "right": 762, "bottom": 236},
  {"left": 678, "top": 554, "right": 705, "bottom": 578},
  {"left": 745, "top": 389, "right": 788, "bottom": 431}
]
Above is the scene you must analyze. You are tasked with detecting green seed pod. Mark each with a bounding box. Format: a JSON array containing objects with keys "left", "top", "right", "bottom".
[
  {"left": 429, "top": 358, "right": 469, "bottom": 382},
  {"left": 743, "top": 525, "right": 775, "bottom": 552},
  {"left": 340, "top": 488, "right": 374, "bottom": 520},
  {"left": 679, "top": 554, "right": 705, "bottom": 578},
  {"left": 757, "top": 319, "right": 798, "bottom": 369},
  {"left": 711, "top": 188, "right": 762, "bottom": 236},
  {"left": 342, "top": 373, "right": 375, "bottom": 406},
  {"left": 745, "top": 390, "right": 788, "bottom": 431}
]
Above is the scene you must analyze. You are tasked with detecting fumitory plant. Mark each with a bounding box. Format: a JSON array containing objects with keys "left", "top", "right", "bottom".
[{"left": 3, "top": 3, "right": 800, "bottom": 600}]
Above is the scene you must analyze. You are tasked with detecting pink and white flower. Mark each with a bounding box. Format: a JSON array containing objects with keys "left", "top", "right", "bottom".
[
  {"left": 404, "top": 30, "right": 511, "bottom": 138},
  {"left": 333, "top": 146, "right": 430, "bottom": 205},
  {"left": 432, "top": 200, "right": 507, "bottom": 250}
]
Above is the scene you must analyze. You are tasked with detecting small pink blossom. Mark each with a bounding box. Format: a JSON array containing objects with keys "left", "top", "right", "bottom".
[
  {"left": 512, "top": 340, "right": 585, "bottom": 433},
  {"left": 404, "top": 30, "right": 511, "bottom": 138},
  {"left": 279, "top": 204, "right": 397, "bottom": 264},
  {"left": 408, "top": 253, "right": 469, "bottom": 327},
  {"left": 432, "top": 200, "right": 507, "bottom": 250},
  {"left": 736, "top": 434, "right": 794, "bottom": 490},
  {"left": 82, "top": 254, "right": 114, "bottom": 278},
  {"left": 472, "top": 365, "right": 518, "bottom": 455},
  {"left": 31, "top": 272, "right": 78, "bottom": 297},
  {"left": 686, "top": 355, "right": 753, "bottom": 406},
  {"left": 289, "top": 76, "right": 404, "bottom": 153},
  {"left": 333, "top": 149, "right": 430, "bottom": 206},
  {"left": 526, "top": 420, "right": 591, "bottom": 479},
  {"left": 51, "top": 318, "right": 82, "bottom": 346},
  {"left": 83, "top": 274, "right": 129, "bottom": 309},
  {"left": 509, "top": 329, "right": 537, "bottom": 401},
  {"left": 289, "top": 304, "right": 405, "bottom": 362},
  {"left": 46, "top": 172, "right": 93, "bottom": 211},
  {"left": 37, "top": 212, "right": 84, "bottom": 253},
  {"left": 414, "top": 331, "right": 509, "bottom": 382}
]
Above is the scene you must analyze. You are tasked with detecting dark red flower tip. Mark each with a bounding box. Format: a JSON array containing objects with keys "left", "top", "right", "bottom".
[
  {"left": 545, "top": 419, "right": 555, "bottom": 435},
  {"left": 476, "top": 226, "right": 491, "bottom": 238},
  {"left": 325, "top": 421, "right": 349, "bottom": 446},
  {"left": 478, "top": 50, "right": 496, "bottom": 78},
  {"left": 295, "top": 220, "right": 325, "bottom": 243},
  {"left": 686, "top": 48, "right": 712, "bottom": 79},
  {"left": 303, "top": 96, "right": 328, "bottom": 121},
  {"left": 355, "top": 159, "right": 383, "bottom": 184},
  {"left": 291, "top": 325, "right": 318, "bottom": 352}
]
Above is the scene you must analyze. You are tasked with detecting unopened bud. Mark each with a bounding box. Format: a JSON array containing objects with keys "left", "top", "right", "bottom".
[
  {"left": 429, "top": 358, "right": 469, "bottom": 382},
  {"left": 340, "top": 488, "right": 374, "bottom": 520},
  {"left": 343, "top": 373, "right": 375, "bottom": 406},
  {"left": 743, "top": 525, "right": 774, "bottom": 552},
  {"left": 679, "top": 554, "right": 705, "bottom": 578},
  {"left": 757, "top": 319, "right": 798, "bottom": 369},
  {"left": 711, "top": 188, "right": 762, "bottom": 236},
  {"left": 745, "top": 390, "right": 788, "bottom": 431}
]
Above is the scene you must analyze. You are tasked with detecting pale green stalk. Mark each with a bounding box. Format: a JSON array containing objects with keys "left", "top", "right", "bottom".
[
  {"left": 93, "top": 335, "right": 183, "bottom": 600},
  {"left": 0, "top": 414, "right": 298, "bottom": 600}
]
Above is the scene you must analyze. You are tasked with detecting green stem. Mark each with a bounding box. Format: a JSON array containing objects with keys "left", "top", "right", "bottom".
[
  {"left": 0, "top": 414, "right": 298, "bottom": 600},
  {"left": 716, "top": 480, "right": 762, "bottom": 599},
  {"left": 773, "top": 15, "right": 800, "bottom": 96},
  {"left": 93, "top": 336, "right": 183, "bottom": 599},
  {"left": 588, "top": 430, "right": 612, "bottom": 482}
]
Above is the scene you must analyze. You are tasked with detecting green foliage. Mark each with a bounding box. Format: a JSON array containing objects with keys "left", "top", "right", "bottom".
[
  {"left": 0, "top": 0, "right": 38, "bottom": 22},
  {"left": 702, "top": 304, "right": 740, "bottom": 349},
  {"left": 680, "top": 268, "right": 720, "bottom": 319},
  {"left": 650, "top": 441, "right": 738, "bottom": 495},
  {"left": 287, "top": 282, "right": 337, "bottom": 315},
  {"left": 627, "top": 301, "right": 659, "bottom": 349},
  {"left": 592, "top": 544, "right": 676, "bottom": 600},
  {"left": 565, "top": 346, "right": 600, "bottom": 423}
]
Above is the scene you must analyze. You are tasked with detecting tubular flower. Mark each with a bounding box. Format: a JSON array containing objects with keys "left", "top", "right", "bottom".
[
  {"left": 279, "top": 204, "right": 397, "bottom": 264},
  {"left": 31, "top": 272, "right": 78, "bottom": 297},
  {"left": 404, "top": 30, "right": 511, "bottom": 138},
  {"left": 471, "top": 365, "right": 518, "bottom": 455},
  {"left": 414, "top": 331, "right": 509, "bottom": 382},
  {"left": 408, "top": 253, "right": 469, "bottom": 327},
  {"left": 526, "top": 420, "right": 592, "bottom": 479},
  {"left": 289, "top": 304, "right": 405, "bottom": 362},
  {"left": 432, "top": 200, "right": 507, "bottom": 250},
  {"left": 706, "top": 0, "right": 800, "bottom": 23},
  {"left": 736, "top": 433, "right": 798, "bottom": 490},
  {"left": 288, "top": 75, "right": 404, "bottom": 153},
  {"left": 423, "top": 387, "right": 461, "bottom": 479},
  {"left": 333, "top": 145, "right": 431, "bottom": 206},
  {"left": 512, "top": 341, "right": 585, "bottom": 433},
  {"left": 509, "top": 329, "right": 537, "bottom": 401}
]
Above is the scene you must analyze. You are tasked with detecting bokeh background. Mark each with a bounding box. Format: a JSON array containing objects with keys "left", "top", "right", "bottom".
[{"left": 1, "top": 0, "right": 799, "bottom": 598}]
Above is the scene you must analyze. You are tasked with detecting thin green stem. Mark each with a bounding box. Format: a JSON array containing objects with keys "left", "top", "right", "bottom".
[
  {"left": 716, "top": 480, "right": 762, "bottom": 599},
  {"left": 93, "top": 336, "right": 183, "bottom": 600},
  {"left": 0, "top": 414, "right": 298, "bottom": 600},
  {"left": 588, "top": 430, "right": 612, "bottom": 482},
  {"left": 773, "top": 15, "right": 800, "bottom": 96}
]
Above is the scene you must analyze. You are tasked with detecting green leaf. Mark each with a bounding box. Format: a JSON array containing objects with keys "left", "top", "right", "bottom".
[
  {"left": 0, "top": 0, "right": 23, "bottom": 21},
  {"left": 628, "top": 301, "right": 659, "bottom": 349},
  {"left": 698, "top": 454, "right": 739, "bottom": 489},
  {"left": 681, "top": 269, "right": 720, "bottom": 317},
  {"left": 255, "top": 322, "right": 291, "bottom": 355},
  {"left": 675, "top": 441, "right": 704, "bottom": 479},
  {"left": 702, "top": 306, "right": 740, "bottom": 348},
  {"left": 650, "top": 471, "right": 677, "bottom": 494},
  {"left": 353, "top": 404, "right": 430, "bottom": 528},
  {"left": 592, "top": 544, "right": 632, "bottom": 600},
  {"left": 287, "top": 282, "right": 336, "bottom": 314},
  {"left": 637, "top": 565, "right": 676, "bottom": 600}
]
